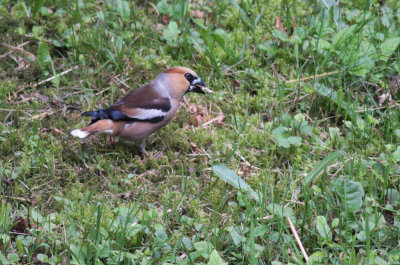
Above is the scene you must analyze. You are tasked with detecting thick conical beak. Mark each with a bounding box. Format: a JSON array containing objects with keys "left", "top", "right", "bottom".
[{"left": 190, "top": 79, "right": 214, "bottom": 94}]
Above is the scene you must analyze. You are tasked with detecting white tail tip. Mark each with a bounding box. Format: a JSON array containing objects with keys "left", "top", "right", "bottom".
[{"left": 70, "top": 129, "right": 90, "bottom": 139}]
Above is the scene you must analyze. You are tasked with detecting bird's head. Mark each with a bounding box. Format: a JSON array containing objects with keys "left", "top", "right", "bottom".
[{"left": 162, "top": 67, "right": 213, "bottom": 98}]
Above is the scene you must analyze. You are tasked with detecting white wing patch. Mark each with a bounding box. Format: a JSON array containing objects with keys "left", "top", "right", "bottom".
[{"left": 128, "top": 108, "right": 167, "bottom": 120}]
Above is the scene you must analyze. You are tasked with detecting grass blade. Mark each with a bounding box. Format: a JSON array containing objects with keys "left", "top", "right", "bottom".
[
  {"left": 303, "top": 151, "right": 341, "bottom": 185},
  {"left": 212, "top": 164, "right": 260, "bottom": 202}
]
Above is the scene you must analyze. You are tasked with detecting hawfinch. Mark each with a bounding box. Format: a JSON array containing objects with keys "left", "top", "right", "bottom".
[{"left": 70, "top": 66, "right": 212, "bottom": 153}]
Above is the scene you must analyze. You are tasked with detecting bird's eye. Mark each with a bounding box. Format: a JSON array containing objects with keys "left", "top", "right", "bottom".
[{"left": 184, "top": 73, "right": 194, "bottom": 81}]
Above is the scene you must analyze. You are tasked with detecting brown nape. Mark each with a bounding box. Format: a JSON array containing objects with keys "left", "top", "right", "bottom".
[{"left": 163, "top": 66, "right": 196, "bottom": 76}]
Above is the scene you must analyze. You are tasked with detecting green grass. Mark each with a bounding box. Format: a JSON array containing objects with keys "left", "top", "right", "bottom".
[{"left": 1, "top": 0, "right": 400, "bottom": 264}]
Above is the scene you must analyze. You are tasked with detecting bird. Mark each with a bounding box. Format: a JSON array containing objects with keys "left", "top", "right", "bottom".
[{"left": 70, "top": 66, "right": 213, "bottom": 154}]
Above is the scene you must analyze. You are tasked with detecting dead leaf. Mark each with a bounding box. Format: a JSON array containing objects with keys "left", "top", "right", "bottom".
[
  {"left": 155, "top": 23, "right": 165, "bottom": 32},
  {"left": 193, "top": 115, "right": 203, "bottom": 126},
  {"left": 389, "top": 75, "right": 400, "bottom": 94},
  {"left": 161, "top": 15, "right": 170, "bottom": 25},
  {"left": 188, "top": 103, "right": 208, "bottom": 126},
  {"left": 189, "top": 142, "right": 197, "bottom": 151},
  {"left": 320, "top": 132, "right": 328, "bottom": 139},
  {"left": 29, "top": 109, "right": 55, "bottom": 121},
  {"left": 232, "top": 79, "right": 241, "bottom": 89},
  {"left": 261, "top": 111, "right": 270, "bottom": 122},
  {"left": 190, "top": 10, "right": 204, "bottom": 19},
  {"left": 40, "top": 128, "right": 50, "bottom": 133},
  {"left": 202, "top": 111, "right": 227, "bottom": 127},
  {"left": 33, "top": 92, "right": 50, "bottom": 102},
  {"left": 378, "top": 92, "right": 392, "bottom": 106},
  {"left": 216, "top": 111, "right": 226, "bottom": 125},
  {"left": 62, "top": 255, "right": 68, "bottom": 265},
  {"left": 11, "top": 216, "right": 29, "bottom": 234},
  {"left": 51, "top": 127, "right": 64, "bottom": 135},
  {"left": 275, "top": 16, "right": 286, "bottom": 33},
  {"left": 19, "top": 94, "right": 33, "bottom": 103},
  {"left": 2, "top": 177, "right": 15, "bottom": 185},
  {"left": 30, "top": 194, "right": 37, "bottom": 206},
  {"left": 119, "top": 192, "right": 132, "bottom": 200},
  {"left": 14, "top": 56, "right": 30, "bottom": 71},
  {"left": 1, "top": 42, "right": 36, "bottom": 60}
]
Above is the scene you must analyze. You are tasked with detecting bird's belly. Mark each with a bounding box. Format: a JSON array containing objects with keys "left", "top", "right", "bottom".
[{"left": 118, "top": 121, "right": 165, "bottom": 141}]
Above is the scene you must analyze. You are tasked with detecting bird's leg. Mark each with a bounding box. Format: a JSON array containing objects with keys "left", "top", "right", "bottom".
[
  {"left": 139, "top": 140, "right": 148, "bottom": 156},
  {"left": 108, "top": 136, "right": 115, "bottom": 146}
]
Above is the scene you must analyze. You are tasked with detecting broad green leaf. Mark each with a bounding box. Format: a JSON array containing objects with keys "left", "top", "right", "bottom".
[
  {"left": 6, "top": 253, "right": 19, "bottom": 263},
  {"left": 333, "top": 25, "right": 357, "bottom": 49},
  {"left": 380, "top": 37, "right": 400, "bottom": 61},
  {"left": 374, "top": 256, "right": 390, "bottom": 265},
  {"left": 303, "top": 151, "right": 341, "bottom": 185},
  {"left": 329, "top": 127, "right": 340, "bottom": 140},
  {"left": 36, "top": 254, "right": 48, "bottom": 262},
  {"left": 334, "top": 178, "right": 364, "bottom": 213},
  {"left": 253, "top": 225, "right": 268, "bottom": 237},
  {"left": 272, "top": 127, "right": 302, "bottom": 148},
  {"left": 331, "top": 218, "right": 339, "bottom": 228},
  {"left": 181, "top": 236, "right": 193, "bottom": 250},
  {"left": 267, "top": 203, "right": 293, "bottom": 218},
  {"left": 345, "top": 9, "right": 361, "bottom": 22},
  {"left": 257, "top": 40, "right": 278, "bottom": 57},
  {"left": 229, "top": 229, "right": 245, "bottom": 245},
  {"left": 320, "top": 0, "right": 346, "bottom": 29},
  {"left": 37, "top": 42, "right": 51, "bottom": 70},
  {"left": 316, "top": 216, "right": 332, "bottom": 241},
  {"left": 207, "top": 250, "right": 226, "bottom": 265},
  {"left": 314, "top": 39, "right": 331, "bottom": 52},
  {"left": 351, "top": 56, "right": 375, "bottom": 77},
  {"left": 213, "top": 29, "right": 228, "bottom": 47},
  {"left": 157, "top": 0, "right": 173, "bottom": 15},
  {"left": 162, "top": 21, "right": 181, "bottom": 47},
  {"left": 386, "top": 189, "right": 400, "bottom": 204},
  {"left": 32, "top": 25, "right": 43, "bottom": 38},
  {"left": 155, "top": 229, "right": 167, "bottom": 241},
  {"left": 381, "top": 5, "right": 395, "bottom": 31},
  {"left": 212, "top": 164, "right": 260, "bottom": 202},
  {"left": 0, "top": 252, "right": 8, "bottom": 265},
  {"left": 116, "top": 0, "right": 130, "bottom": 20},
  {"left": 212, "top": 28, "right": 234, "bottom": 57},
  {"left": 271, "top": 28, "right": 288, "bottom": 41},
  {"left": 308, "top": 250, "right": 326, "bottom": 264},
  {"left": 391, "top": 147, "right": 400, "bottom": 162},
  {"left": 299, "top": 121, "right": 313, "bottom": 136},
  {"left": 287, "top": 136, "right": 302, "bottom": 146},
  {"left": 272, "top": 127, "right": 289, "bottom": 148},
  {"left": 194, "top": 241, "right": 213, "bottom": 258},
  {"left": 356, "top": 117, "right": 366, "bottom": 131}
]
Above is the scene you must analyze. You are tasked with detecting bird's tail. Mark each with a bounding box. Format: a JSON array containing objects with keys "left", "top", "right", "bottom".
[
  {"left": 81, "top": 109, "right": 116, "bottom": 120},
  {"left": 81, "top": 111, "right": 94, "bottom": 117},
  {"left": 70, "top": 119, "right": 117, "bottom": 139}
]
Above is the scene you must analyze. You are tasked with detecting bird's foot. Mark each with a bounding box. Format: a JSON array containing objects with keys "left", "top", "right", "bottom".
[
  {"left": 141, "top": 149, "right": 149, "bottom": 157},
  {"left": 139, "top": 140, "right": 148, "bottom": 156},
  {"left": 108, "top": 136, "right": 115, "bottom": 146}
]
